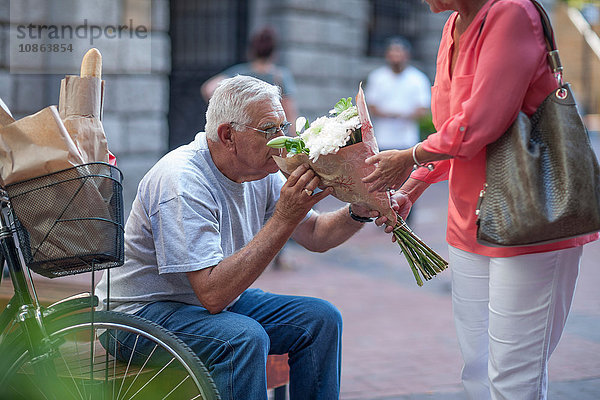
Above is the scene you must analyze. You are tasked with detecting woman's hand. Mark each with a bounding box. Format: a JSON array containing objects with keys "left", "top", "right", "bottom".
[
  {"left": 391, "top": 190, "right": 413, "bottom": 221},
  {"left": 362, "top": 149, "right": 414, "bottom": 193},
  {"left": 373, "top": 190, "right": 412, "bottom": 237},
  {"left": 374, "top": 178, "right": 430, "bottom": 242}
]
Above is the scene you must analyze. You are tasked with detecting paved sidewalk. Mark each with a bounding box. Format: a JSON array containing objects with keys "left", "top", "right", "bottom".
[
  {"left": 254, "top": 179, "right": 600, "bottom": 399},
  {"left": 4, "top": 137, "right": 599, "bottom": 399},
  {"left": 3, "top": 183, "right": 598, "bottom": 400}
]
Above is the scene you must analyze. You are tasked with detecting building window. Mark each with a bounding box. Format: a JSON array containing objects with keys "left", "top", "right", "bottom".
[
  {"left": 168, "top": 0, "right": 248, "bottom": 149},
  {"left": 367, "top": 0, "right": 428, "bottom": 57}
]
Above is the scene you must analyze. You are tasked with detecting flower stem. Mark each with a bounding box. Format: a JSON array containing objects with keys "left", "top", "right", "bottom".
[{"left": 392, "top": 214, "right": 448, "bottom": 286}]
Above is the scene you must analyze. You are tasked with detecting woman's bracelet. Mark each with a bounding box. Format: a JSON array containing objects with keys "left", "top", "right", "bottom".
[{"left": 412, "top": 142, "right": 435, "bottom": 171}]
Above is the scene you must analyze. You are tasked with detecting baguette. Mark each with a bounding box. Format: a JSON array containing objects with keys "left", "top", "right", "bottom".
[{"left": 80, "top": 48, "right": 102, "bottom": 79}]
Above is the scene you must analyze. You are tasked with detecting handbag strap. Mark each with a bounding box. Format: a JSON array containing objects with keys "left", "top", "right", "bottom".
[
  {"left": 479, "top": 0, "right": 564, "bottom": 86},
  {"left": 530, "top": 0, "right": 564, "bottom": 85}
]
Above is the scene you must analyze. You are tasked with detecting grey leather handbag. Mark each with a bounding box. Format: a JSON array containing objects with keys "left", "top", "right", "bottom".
[{"left": 476, "top": 0, "right": 600, "bottom": 247}]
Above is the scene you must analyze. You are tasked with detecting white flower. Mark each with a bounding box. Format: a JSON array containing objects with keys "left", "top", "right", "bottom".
[
  {"left": 295, "top": 117, "right": 307, "bottom": 134},
  {"left": 300, "top": 109, "right": 360, "bottom": 162},
  {"left": 336, "top": 107, "right": 358, "bottom": 123}
]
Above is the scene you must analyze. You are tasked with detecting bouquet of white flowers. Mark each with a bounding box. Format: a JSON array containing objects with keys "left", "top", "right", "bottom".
[{"left": 268, "top": 85, "right": 447, "bottom": 286}]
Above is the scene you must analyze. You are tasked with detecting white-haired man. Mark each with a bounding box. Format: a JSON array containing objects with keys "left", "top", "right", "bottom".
[{"left": 96, "top": 75, "right": 378, "bottom": 399}]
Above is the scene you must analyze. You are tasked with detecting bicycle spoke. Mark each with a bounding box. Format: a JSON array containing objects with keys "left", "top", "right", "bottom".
[
  {"left": 112, "top": 335, "right": 118, "bottom": 400},
  {"left": 21, "top": 366, "right": 51, "bottom": 400},
  {"left": 56, "top": 345, "right": 86, "bottom": 399},
  {"left": 73, "top": 333, "right": 88, "bottom": 400},
  {"left": 120, "top": 343, "right": 159, "bottom": 400},
  {"left": 90, "top": 323, "right": 96, "bottom": 388},
  {"left": 117, "top": 334, "right": 140, "bottom": 400},
  {"left": 127, "top": 357, "right": 176, "bottom": 400},
  {"left": 58, "top": 338, "right": 87, "bottom": 399},
  {"left": 162, "top": 374, "right": 190, "bottom": 400}
]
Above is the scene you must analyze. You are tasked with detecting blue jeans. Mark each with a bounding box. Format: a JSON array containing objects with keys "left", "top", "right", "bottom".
[{"left": 132, "top": 288, "right": 342, "bottom": 400}]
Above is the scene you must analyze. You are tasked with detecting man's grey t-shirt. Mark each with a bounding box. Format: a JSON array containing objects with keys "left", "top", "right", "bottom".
[{"left": 96, "top": 132, "right": 286, "bottom": 314}]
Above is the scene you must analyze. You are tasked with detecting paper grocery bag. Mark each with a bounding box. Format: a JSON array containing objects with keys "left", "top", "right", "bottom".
[
  {"left": 59, "top": 75, "right": 104, "bottom": 119},
  {"left": 62, "top": 117, "right": 109, "bottom": 163},
  {"left": 0, "top": 106, "right": 84, "bottom": 186},
  {"left": 0, "top": 98, "right": 15, "bottom": 127},
  {"left": 6, "top": 163, "right": 122, "bottom": 278},
  {"left": 59, "top": 75, "right": 109, "bottom": 163}
]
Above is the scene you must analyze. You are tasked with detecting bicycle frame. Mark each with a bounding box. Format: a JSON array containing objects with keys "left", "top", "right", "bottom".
[{"left": 0, "top": 192, "right": 96, "bottom": 358}]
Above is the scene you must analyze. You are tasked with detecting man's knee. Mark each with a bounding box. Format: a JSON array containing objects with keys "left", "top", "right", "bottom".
[
  {"left": 305, "top": 298, "right": 343, "bottom": 334},
  {"left": 232, "top": 318, "right": 270, "bottom": 355}
]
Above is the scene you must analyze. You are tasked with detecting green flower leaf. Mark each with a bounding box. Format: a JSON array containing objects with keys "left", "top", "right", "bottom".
[{"left": 333, "top": 97, "right": 353, "bottom": 115}]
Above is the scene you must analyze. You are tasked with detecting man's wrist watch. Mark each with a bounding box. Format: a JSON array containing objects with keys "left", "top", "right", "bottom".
[{"left": 348, "top": 204, "right": 373, "bottom": 223}]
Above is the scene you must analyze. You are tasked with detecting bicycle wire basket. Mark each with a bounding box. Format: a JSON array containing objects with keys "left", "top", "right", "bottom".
[{"left": 4, "top": 162, "right": 124, "bottom": 278}]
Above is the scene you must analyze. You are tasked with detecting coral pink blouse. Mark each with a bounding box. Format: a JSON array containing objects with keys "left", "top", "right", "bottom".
[{"left": 412, "top": 0, "right": 598, "bottom": 257}]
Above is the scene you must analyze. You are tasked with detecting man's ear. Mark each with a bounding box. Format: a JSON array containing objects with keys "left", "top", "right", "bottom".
[{"left": 217, "top": 123, "right": 237, "bottom": 152}]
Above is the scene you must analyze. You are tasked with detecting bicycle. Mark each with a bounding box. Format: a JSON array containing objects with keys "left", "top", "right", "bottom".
[{"left": 0, "top": 162, "right": 220, "bottom": 400}]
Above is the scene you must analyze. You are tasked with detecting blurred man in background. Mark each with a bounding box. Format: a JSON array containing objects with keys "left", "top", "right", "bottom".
[{"left": 365, "top": 36, "right": 431, "bottom": 151}]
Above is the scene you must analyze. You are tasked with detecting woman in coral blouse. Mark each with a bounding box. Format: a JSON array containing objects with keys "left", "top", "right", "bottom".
[{"left": 363, "top": 0, "right": 598, "bottom": 398}]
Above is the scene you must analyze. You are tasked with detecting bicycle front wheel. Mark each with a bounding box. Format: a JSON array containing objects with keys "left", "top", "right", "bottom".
[{"left": 1, "top": 310, "right": 220, "bottom": 400}]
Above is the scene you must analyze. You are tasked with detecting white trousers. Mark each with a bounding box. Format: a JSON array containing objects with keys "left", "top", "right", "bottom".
[{"left": 449, "top": 245, "right": 582, "bottom": 400}]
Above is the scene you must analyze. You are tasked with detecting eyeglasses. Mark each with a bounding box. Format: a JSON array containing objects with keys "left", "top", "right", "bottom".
[{"left": 231, "top": 121, "right": 291, "bottom": 140}]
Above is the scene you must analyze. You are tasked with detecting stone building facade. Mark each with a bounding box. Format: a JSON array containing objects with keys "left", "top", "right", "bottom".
[{"left": 0, "top": 0, "right": 170, "bottom": 212}]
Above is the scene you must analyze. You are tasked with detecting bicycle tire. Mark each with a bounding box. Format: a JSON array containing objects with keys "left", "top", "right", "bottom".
[{"left": 0, "top": 310, "right": 220, "bottom": 400}]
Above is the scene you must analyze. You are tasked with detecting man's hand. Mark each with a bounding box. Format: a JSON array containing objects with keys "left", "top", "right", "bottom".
[
  {"left": 273, "top": 164, "right": 332, "bottom": 225},
  {"left": 349, "top": 203, "right": 380, "bottom": 220}
]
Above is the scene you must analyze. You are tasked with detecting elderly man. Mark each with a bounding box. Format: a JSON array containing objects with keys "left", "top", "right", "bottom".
[{"left": 96, "top": 75, "right": 377, "bottom": 399}]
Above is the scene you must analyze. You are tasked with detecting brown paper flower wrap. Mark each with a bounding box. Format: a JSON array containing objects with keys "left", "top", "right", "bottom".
[{"left": 270, "top": 85, "right": 447, "bottom": 286}]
